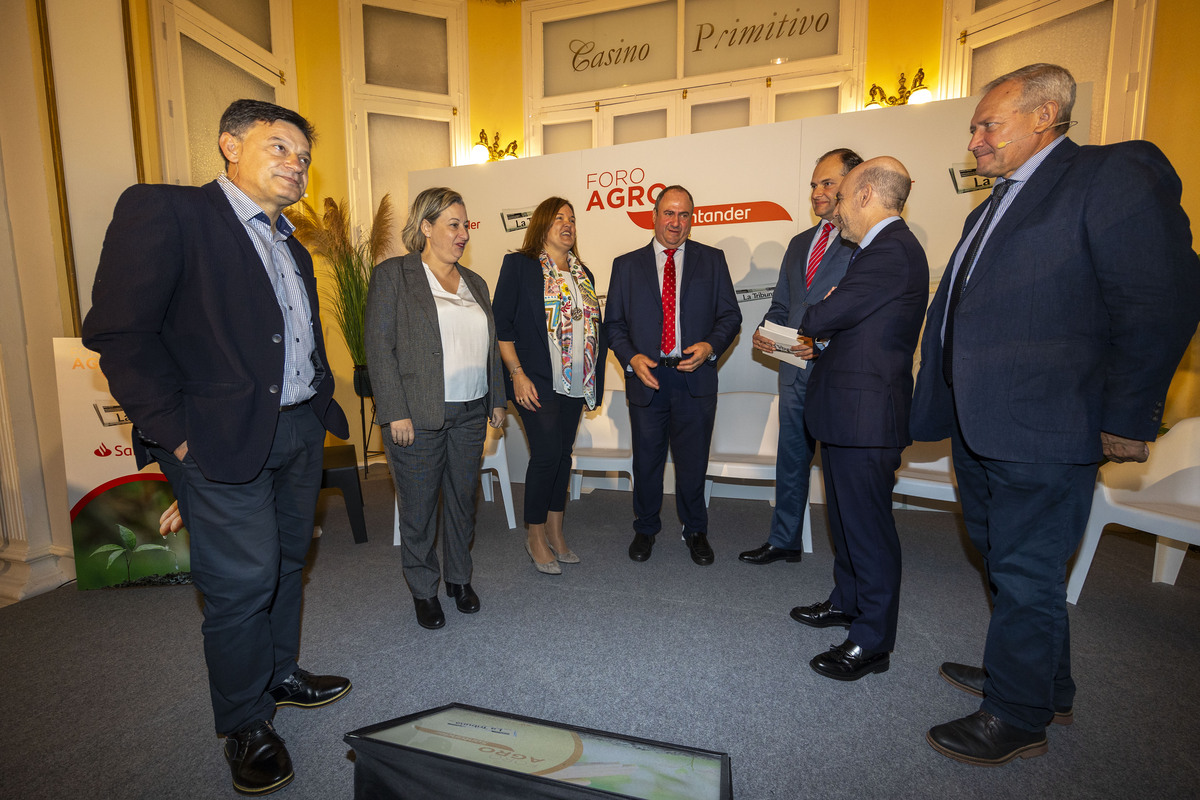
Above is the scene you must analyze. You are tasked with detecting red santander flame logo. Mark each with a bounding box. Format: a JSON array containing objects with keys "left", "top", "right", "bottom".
[
  {"left": 94, "top": 443, "right": 113, "bottom": 457},
  {"left": 626, "top": 201, "right": 792, "bottom": 229}
]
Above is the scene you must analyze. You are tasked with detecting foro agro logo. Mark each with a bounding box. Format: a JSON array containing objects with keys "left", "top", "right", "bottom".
[
  {"left": 94, "top": 442, "right": 134, "bottom": 457},
  {"left": 584, "top": 168, "right": 792, "bottom": 229}
]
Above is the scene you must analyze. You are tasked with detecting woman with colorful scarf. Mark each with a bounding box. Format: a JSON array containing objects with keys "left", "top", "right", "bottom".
[{"left": 493, "top": 197, "right": 606, "bottom": 575}]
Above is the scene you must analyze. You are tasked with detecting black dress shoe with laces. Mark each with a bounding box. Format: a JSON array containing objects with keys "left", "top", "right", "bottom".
[
  {"left": 224, "top": 719, "right": 293, "bottom": 796},
  {"left": 790, "top": 600, "right": 854, "bottom": 629},
  {"left": 739, "top": 543, "right": 803, "bottom": 564},
  {"left": 446, "top": 582, "right": 480, "bottom": 614},
  {"left": 628, "top": 533, "right": 654, "bottom": 562},
  {"left": 413, "top": 596, "right": 446, "bottom": 629},
  {"left": 269, "top": 669, "right": 351, "bottom": 708},
  {"left": 926, "top": 710, "right": 1048, "bottom": 766},
  {"left": 810, "top": 640, "right": 890, "bottom": 681},
  {"left": 683, "top": 531, "right": 715, "bottom": 566},
  {"left": 939, "top": 662, "right": 1074, "bottom": 725}
]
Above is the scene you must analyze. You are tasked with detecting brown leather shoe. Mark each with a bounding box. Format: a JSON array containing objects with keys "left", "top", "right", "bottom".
[
  {"left": 224, "top": 719, "right": 293, "bottom": 796},
  {"left": 926, "top": 710, "right": 1048, "bottom": 766},
  {"left": 938, "top": 662, "right": 1074, "bottom": 725}
]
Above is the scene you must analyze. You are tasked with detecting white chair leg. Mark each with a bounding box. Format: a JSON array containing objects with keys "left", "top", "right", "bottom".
[
  {"left": 494, "top": 458, "right": 516, "bottom": 530},
  {"left": 1152, "top": 537, "right": 1189, "bottom": 585},
  {"left": 570, "top": 472, "right": 583, "bottom": 500},
  {"left": 704, "top": 478, "right": 713, "bottom": 507},
  {"left": 480, "top": 471, "right": 494, "bottom": 502},
  {"left": 393, "top": 495, "right": 402, "bottom": 546},
  {"left": 1066, "top": 514, "right": 1107, "bottom": 604},
  {"left": 802, "top": 498, "right": 813, "bottom": 554}
]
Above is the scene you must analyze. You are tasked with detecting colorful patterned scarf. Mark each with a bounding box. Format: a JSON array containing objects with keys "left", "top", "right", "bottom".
[{"left": 540, "top": 250, "right": 600, "bottom": 409}]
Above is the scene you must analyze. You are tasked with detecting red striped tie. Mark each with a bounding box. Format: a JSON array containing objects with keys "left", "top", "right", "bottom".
[{"left": 805, "top": 222, "right": 833, "bottom": 289}]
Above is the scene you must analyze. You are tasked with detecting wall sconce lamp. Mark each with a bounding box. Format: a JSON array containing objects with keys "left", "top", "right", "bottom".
[
  {"left": 864, "top": 68, "right": 933, "bottom": 109},
  {"left": 470, "top": 129, "right": 519, "bottom": 164}
]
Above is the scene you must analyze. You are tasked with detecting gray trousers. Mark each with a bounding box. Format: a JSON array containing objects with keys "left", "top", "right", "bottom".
[{"left": 386, "top": 398, "right": 487, "bottom": 599}]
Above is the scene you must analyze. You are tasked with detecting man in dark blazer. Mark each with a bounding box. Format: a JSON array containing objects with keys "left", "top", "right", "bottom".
[
  {"left": 791, "top": 157, "right": 928, "bottom": 681},
  {"left": 605, "top": 185, "right": 742, "bottom": 565},
  {"left": 743, "top": 147, "right": 862, "bottom": 565},
  {"left": 912, "top": 64, "right": 1200, "bottom": 766},
  {"left": 83, "top": 99, "right": 351, "bottom": 796}
]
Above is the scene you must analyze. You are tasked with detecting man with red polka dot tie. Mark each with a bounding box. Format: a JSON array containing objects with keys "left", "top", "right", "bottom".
[{"left": 605, "top": 185, "right": 742, "bottom": 566}]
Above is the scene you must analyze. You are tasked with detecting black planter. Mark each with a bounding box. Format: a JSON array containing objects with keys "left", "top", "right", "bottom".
[{"left": 353, "top": 364, "right": 373, "bottom": 398}]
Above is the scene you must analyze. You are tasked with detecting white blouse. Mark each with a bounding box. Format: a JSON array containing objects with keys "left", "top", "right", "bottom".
[{"left": 423, "top": 263, "right": 488, "bottom": 403}]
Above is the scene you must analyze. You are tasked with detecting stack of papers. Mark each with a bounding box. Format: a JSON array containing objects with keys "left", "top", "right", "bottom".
[{"left": 757, "top": 321, "right": 810, "bottom": 368}]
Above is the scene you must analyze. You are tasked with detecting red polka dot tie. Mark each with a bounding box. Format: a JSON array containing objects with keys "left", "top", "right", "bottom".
[{"left": 661, "top": 248, "right": 677, "bottom": 355}]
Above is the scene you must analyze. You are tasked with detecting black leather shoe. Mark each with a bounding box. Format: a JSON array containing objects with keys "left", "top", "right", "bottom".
[
  {"left": 927, "top": 710, "right": 1048, "bottom": 766},
  {"left": 683, "top": 531, "right": 715, "bottom": 566},
  {"left": 446, "top": 582, "right": 480, "bottom": 614},
  {"left": 810, "top": 640, "right": 890, "bottom": 681},
  {"left": 739, "top": 543, "right": 803, "bottom": 564},
  {"left": 790, "top": 600, "right": 853, "bottom": 629},
  {"left": 224, "top": 719, "right": 293, "bottom": 796},
  {"left": 269, "top": 669, "right": 351, "bottom": 708},
  {"left": 414, "top": 596, "right": 446, "bottom": 629},
  {"left": 939, "top": 662, "right": 1074, "bottom": 725},
  {"left": 628, "top": 533, "right": 654, "bottom": 562}
]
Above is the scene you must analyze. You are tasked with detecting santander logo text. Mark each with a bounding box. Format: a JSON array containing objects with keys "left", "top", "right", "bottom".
[
  {"left": 584, "top": 167, "right": 791, "bottom": 229},
  {"left": 94, "top": 443, "right": 134, "bottom": 457}
]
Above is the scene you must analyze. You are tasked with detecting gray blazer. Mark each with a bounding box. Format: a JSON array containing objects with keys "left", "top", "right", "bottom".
[{"left": 365, "top": 251, "right": 505, "bottom": 430}]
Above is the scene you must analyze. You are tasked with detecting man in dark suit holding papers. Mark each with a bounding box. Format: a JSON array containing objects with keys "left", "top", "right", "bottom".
[
  {"left": 790, "top": 157, "right": 928, "bottom": 682},
  {"left": 912, "top": 63, "right": 1200, "bottom": 766},
  {"left": 743, "top": 147, "right": 862, "bottom": 565}
]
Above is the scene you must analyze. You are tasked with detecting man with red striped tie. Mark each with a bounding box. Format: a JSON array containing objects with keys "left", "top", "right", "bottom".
[{"left": 742, "top": 148, "right": 863, "bottom": 566}]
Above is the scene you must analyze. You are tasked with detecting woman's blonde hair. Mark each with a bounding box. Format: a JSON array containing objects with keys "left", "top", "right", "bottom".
[{"left": 401, "top": 187, "right": 465, "bottom": 254}]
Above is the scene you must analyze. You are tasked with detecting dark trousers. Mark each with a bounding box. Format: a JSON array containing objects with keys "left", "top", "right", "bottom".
[
  {"left": 386, "top": 399, "right": 487, "bottom": 600},
  {"left": 155, "top": 405, "right": 325, "bottom": 735},
  {"left": 768, "top": 375, "right": 816, "bottom": 549},
  {"left": 628, "top": 366, "right": 717, "bottom": 536},
  {"left": 516, "top": 394, "right": 585, "bottom": 525},
  {"left": 951, "top": 422, "right": 1097, "bottom": 731},
  {"left": 822, "top": 442, "right": 903, "bottom": 655}
]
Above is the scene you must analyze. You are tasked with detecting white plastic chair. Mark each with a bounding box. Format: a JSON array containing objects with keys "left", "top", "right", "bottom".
[
  {"left": 1066, "top": 417, "right": 1200, "bottom": 604},
  {"left": 704, "top": 391, "right": 779, "bottom": 506},
  {"left": 392, "top": 425, "right": 517, "bottom": 545},
  {"left": 570, "top": 389, "right": 634, "bottom": 499},
  {"left": 480, "top": 426, "right": 517, "bottom": 529}
]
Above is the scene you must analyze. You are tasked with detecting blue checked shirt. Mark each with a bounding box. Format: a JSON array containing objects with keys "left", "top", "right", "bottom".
[{"left": 218, "top": 174, "right": 316, "bottom": 406}]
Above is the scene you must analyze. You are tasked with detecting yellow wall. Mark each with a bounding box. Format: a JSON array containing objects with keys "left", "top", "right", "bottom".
[
  {"left": 1146, "top": 0, "right": 1200, "bottom": 422},
  {"left": 466, "top": 0, "right": 524, "bottom": 157},
  {"left": 864, "top": 0, "right": 942, "bottom": 107}
]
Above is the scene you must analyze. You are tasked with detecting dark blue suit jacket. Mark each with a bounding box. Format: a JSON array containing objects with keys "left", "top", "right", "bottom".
[
  {"left": 605, "top": 239, "right": 742, "bottom": 407},
  {"left": 911, "top": 139, "right": 1200, "bottom": 463},
  {"left": 802, "top": 219, "right": 929, "bottom": 448},
  {"left": 492, "top": 251, "right": 606, "bottom": 406},
  {"left": 83, "top": 181, "right": 349, "bottom": 483},
  {"left": 763, "top": 224, "right": 854, "bottom": 388}
]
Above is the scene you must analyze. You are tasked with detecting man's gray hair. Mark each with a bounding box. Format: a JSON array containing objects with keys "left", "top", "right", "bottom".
[
  {"left": 983, "top": 63, "right": 1076, "bottom": 126},
  {"left": 856, "top": 164, "right": 911, "bottom": 214}
]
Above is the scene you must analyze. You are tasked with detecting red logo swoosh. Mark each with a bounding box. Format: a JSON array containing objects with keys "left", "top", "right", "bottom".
[
  {"left": 626, "top": 201, "right": 793, "bottom": 229},
  {"left": 94, "top": 443, "right": 113, "bottom": 457}
]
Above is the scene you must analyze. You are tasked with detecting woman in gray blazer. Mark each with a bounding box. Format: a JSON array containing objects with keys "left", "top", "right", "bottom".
[{"left": 365, "top": 187, "right": 506, "bottom": 631}]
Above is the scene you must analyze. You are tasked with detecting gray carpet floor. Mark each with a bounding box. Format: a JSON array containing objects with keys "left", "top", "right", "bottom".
[{"left": 3, "top": 471, "right": 1199, "bottom": 799}]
